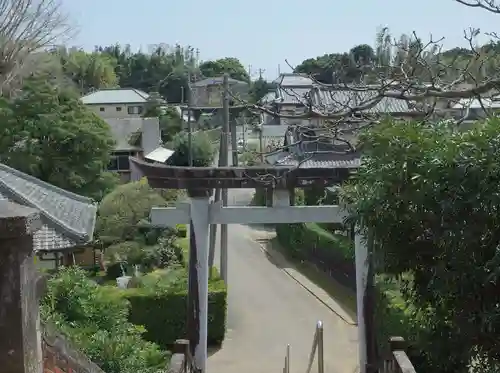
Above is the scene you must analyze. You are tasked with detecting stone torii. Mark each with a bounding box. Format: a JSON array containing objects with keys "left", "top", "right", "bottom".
[{"left": 130, "top": 158, "right": 371, "bottom": 373}]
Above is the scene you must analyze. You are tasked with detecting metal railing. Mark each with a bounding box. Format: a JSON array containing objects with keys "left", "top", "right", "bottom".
[{"left": 282, "top": 321, "right": 324, "bottom": 373}]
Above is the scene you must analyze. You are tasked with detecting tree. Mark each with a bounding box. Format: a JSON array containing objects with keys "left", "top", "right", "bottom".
[
  {"left": 41, "top": 267, "right": 167, "bottom": 373},
  {"left": 96, "top": 179, "right": 172, "bottom": 243},
  {"left": 342, "top": 118, "right": 500, "bottom": 373},
  {"left": 55, "top": 47, "right": 118, "bottom": 93},
  {"left": 0, "top": 76, "right": 118, "bottom": 200},
  {"left": 199, "top": 57, "right": 249, "bottom": 82},
  {"left": 158, "top": 107, "right": 183, "bottom": 143},
  {"left": 167, "top": 131, "right": 214, "bottom": 167},
  {"left": 249, "top": 76, "right": 275, "bottom": 103},
  {"left": 0, "top": 0, "right": 71, "bottom": 93}
]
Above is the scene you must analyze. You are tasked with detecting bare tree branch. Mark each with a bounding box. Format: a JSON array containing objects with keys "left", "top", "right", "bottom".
[
  {"left": 0, "top": 0, "right": 72, "bottom": 93},
  {"left": 455, "top": 0, "right": 500, "bottom": 13}
]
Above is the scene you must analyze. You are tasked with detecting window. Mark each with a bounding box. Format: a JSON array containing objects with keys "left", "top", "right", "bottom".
[
  {"left": 127, "top": 105, "right": 144, "bottom": 115},
  {"left": 116, "top": 106, "right": 122, "bottom": 112},
  {"left": 108, "top": 151, "right": 132, "bottom": 171},
  {"left": 99, "top": 107, "right": 105, "bottom": 112}
]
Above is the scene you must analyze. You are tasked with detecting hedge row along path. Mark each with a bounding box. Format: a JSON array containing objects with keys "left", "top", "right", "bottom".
[{"left": 206, "top": 187, "right": 359, "bottom": 373}]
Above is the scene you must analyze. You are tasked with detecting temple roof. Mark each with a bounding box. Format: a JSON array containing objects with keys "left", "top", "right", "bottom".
[{"left": 0, "top": 163, "right": 97, "bottom": 252}]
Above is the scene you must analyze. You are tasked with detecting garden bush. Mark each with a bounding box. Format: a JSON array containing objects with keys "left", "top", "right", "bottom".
[
  {"left": 122, "top": 269, "right": 227, "bottom": 349},
  {"left": 276, "top": 222, "right": 355, "bottom": 289},
  {"left": 276, "top": 222, "right": 354, "bottom": 261},
  {"left": 41, "top": 267, "right": 167, "bottom": 373}
]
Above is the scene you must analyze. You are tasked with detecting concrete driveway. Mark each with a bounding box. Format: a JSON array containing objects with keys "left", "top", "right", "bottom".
[{"left": 207, "top": 188, "right": 359, "bottom": 373}]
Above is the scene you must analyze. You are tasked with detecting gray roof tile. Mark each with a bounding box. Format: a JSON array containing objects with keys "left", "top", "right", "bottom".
[
  {"left": 192, "top": 76, "right": 247, "bottom": 87},
  {"left": 273, "top": 74, "right": 314, "bottom": 87},
  {"left": 311, "top": 87, "right": 412, "bottom": 113},
  {"left": 81, "top": 88, "right": 149, "bottom": 105},
  {"left": 277, "top": 87, "right": 311, "bottom": 105},
  {"left": 264, "top": 128, "right": 361, "bottom": 169},
  {"left": 0, "top": 163, "right": 97, "bottom": 252}
]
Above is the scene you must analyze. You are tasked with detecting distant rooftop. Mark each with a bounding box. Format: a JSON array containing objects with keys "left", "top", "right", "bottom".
[
  {"left": 81, "top": 88, "right": 150, "bottom": 105},
  {"left": 191, "top": 76, "right": 248, "bottom": 87},
  {"left": 452, "top": 97, "right": 500, "bottom": 110},
  {"left": 272, "top": 73, "right": 315, "bottom": 87}
]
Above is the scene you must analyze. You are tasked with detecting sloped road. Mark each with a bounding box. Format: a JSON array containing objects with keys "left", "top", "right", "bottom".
[{"left": 207, "top": 188, "right": 359, "bottom": 373}]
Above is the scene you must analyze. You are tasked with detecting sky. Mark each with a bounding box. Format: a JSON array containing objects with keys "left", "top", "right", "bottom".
[{"left": 65, "top": 0, "right": 499, "bottom": 80}]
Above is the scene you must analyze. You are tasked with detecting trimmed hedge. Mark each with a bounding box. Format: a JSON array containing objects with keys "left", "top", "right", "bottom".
[
  {"left": 276, "top": 222, "right": 355, "bottom": 289},
  {"left": 121, "top": 273, "right": 227, "bottom": 350}
]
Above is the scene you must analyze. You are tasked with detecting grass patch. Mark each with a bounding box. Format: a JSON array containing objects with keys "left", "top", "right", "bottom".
[{"left": 176, "top": 237, "right": 189, "bottom": 265}]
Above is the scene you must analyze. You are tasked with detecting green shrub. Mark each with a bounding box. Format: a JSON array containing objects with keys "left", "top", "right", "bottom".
[
  {"left": 41, "top": 267, "right": 167, "bottom": 373},
  {"left": 251, "top": 188, "right": 305, "bottom": 207},
  {"left": 96, "top": 179, "right": 170, "bottom": 243},
  {"left": 167, "top": 131, "right": 214, "bottom": 167},
  {"left": 122, "top": 270, "right": 227, "bottom": 349},
  {"left": 276, "top": 222, "right": 354, "bottom": 261}
]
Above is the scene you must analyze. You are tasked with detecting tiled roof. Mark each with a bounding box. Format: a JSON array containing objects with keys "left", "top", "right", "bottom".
[
  {"left": 272, "top": 74, "right": 314, "bottom": 87},
  {"left": 260, "top": 91, "right": 278, "bottom": 104},
  {"left": 265, "top": 147, "right": 361, "bottom": 169},
  {"left": 0, "top": 163, "right": 97, "bottom": 252},
  {"left": 452, "top": 97, "right": 500, "bottom": 109},
  {"left": 311, "top": 87, "right": 413, "bottom": 114},
  {"left": 264, "top": 126, "right": 361, "bottom": 169},
  {"left": 277, "top": 87, "right": 311, "bottom": 105},
  {"left": 191, "top": 76, "right": 248, "bottom": 87},
  {"left": 81, "top": 88, "right": 149, "bottom": 105}
]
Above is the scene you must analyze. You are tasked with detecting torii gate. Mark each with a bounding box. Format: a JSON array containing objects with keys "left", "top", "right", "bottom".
[{"left": 130, "top": 158, "right": 372, "bottom": 373}]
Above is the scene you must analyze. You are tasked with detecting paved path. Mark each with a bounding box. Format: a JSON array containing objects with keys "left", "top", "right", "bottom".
[{"left": 207, "top": 188, "right": 359, "bottom": 373}]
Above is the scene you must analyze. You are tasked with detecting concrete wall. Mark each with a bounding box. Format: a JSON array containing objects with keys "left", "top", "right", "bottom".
[{"left": 86, "top": 103, "right": 146, "bottom": 119}]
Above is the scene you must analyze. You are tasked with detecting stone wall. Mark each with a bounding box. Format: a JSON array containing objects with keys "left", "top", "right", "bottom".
[
  {"left": 0, "top": 200, "right": 106, "bottom": 373},
  {"left": 42, "top": 323, "right": 105, "bottom": 373}
]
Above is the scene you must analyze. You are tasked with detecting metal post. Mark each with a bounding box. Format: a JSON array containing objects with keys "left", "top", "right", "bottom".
[
  {"left": 220, "top": 74, "right": 230, "bottom": 283},
  {"left": 187, "top": 73, "right": 193, "bottom": 166},
  {"left": 230, "top": 102, "right": 238, "bottom": 167},
  {"left": 317, "top": 322, "right": 324, "bottom": 373},
  {"left": 259, "top": 127, "right": 264, "bottom": 163},
  {"left": 208, "top": 130, "right": 224, "bottom": 276},
  {"left": 286, "top": 344, "right": 290, "bottom": 373},
  {"left": 242, "top": 117, "right": 246, "bottom": 149}
]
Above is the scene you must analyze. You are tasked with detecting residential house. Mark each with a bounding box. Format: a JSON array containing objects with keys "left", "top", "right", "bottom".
[
  {"left": 190, "top": 76, "right": 250, "bottom": 108},
  {"left": 81, "top": 88, "right": 150, "bottom": 119},
  {"left": 309, "top": 85, "right": 418, "bottom": 128},
  {"left": 262, "top": 73, "right": 315, "bottom": 126},
  {"left": 105, "top": 117, "right": 162, "bottom": 182},
  {"left": 0, "top": 162, "right": 98, "bottom": 270},
  {"left": 264, "top": 88, "right": 417, "bottom": 170}
]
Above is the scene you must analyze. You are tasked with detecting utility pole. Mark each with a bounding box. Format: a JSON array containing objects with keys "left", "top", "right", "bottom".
[
  {"left": 259, "top": 127, "right": 264, "bottom": 163},
  {"left": 208, "top": 136, "right": 223, "bottom": 277},
  {"left": 187, "top": 72, "right": 193, "bottom": 166},
  {"left": 186, "top": 70, "right": 196, "bottom": 359},
  {"left": 220, "top": 74, "right": 230, "bottom": 283},
  {"left": 229, "top": 83, "right": 238, "bottom": 167}
]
